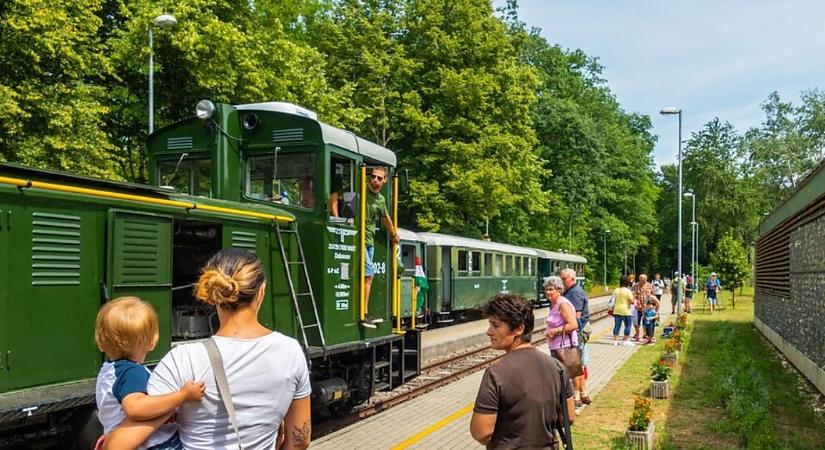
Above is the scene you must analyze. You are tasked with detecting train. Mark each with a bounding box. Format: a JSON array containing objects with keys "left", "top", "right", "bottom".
[
  {"left": 0, "top": 99, "right": 586, "bottom": 446},
  {"left": 395, "top": 229, "right": 587, "bottom": 326}
]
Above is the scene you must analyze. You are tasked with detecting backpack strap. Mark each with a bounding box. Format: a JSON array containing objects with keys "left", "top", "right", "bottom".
[{"left": 203, "top": 339, "right": 244, "bottom": 450}]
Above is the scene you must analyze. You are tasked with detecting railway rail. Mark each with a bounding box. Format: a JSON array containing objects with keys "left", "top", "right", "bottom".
[{"left": 314, "top": 304, "right": 610, "bottom": 438}]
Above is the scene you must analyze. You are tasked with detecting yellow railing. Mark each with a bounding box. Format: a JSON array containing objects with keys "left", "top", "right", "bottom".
[
  {"left": 359, "top": 165, "right": 367, "bottom": 322},
  {"left": 0, "top": 175, "right": 294, "bottom": 223}
]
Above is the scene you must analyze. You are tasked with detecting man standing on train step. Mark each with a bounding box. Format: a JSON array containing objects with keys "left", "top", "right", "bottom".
[
  {"left": 560, "top": 268, "right": 591, "bottom": 406},
  {"left": 361, "top": 166, "right": 399, "bottom": 328}
]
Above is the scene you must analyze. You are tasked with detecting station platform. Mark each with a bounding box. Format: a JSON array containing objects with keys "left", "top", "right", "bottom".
[
  {"left": 422, "top": 294, "right": 610, "bottom": 362},
  {"left": 315, "top": 293, "right": 646, "bottom": 450}
]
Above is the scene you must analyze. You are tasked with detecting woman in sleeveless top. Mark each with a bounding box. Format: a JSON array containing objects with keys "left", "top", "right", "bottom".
[{"left": 544, "top": 276, "right": 579, "bottom": 350}]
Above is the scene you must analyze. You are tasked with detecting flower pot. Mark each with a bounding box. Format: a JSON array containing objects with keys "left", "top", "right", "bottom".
[
  {"left": 659, "top": 351, "right": 679, "bottom": 367},
  {"left": 626, "top": 421, "right": 655, "bottom": 450},
  {"left": 650, "top": 379, "right": 669, "bottom": 399}
]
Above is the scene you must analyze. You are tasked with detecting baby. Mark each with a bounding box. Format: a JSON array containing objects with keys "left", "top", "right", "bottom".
[{"left": 95, "top": 297, "right": 205, "bottom": 449}]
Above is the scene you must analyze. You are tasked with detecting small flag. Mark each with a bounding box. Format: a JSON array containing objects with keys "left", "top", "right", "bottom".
[{"left": 414, "top": 256, "right": 429, "bottom": 311}]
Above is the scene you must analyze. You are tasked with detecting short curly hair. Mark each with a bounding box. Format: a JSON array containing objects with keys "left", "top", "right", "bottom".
[{"left": 482, "top": 293, "right": 533, "bottom": 342}]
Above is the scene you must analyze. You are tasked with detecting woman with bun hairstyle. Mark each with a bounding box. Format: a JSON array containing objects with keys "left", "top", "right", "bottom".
[{"left": 106, "top": 248, "right": 311, "bottom": 450}]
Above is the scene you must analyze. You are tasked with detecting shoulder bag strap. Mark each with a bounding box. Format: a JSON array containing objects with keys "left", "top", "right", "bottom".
[{"left": 203, "top": 339, "right": 244, "bottom": 450}]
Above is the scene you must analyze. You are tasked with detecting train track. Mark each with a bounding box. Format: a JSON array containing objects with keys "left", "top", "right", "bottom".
[{"left": 314, "top": 303, "right": 610, "bottom": 439}]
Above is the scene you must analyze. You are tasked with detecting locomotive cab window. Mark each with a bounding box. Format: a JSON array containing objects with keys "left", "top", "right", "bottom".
[
  {"left": 329, "top": 157, "right": 356, "bottom": 220},
  {"left": 245, "top": 151, "right": 315, "bottom": 209},
  {"left": 158, "top": 157, "right": 212, "bottom": 196}
]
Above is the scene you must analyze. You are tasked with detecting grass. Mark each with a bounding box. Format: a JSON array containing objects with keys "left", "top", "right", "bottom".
[{"left": 571, "top": 289, "right": 825, "bottom": 449}]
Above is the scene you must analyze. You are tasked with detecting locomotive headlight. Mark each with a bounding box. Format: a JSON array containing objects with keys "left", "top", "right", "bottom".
[{"left": 195, "top": 100, "right": 215, "bottom": 120}]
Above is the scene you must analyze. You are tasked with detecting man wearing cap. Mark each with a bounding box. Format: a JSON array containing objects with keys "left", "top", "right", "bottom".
[{"left": 705, "top": 272, "right": 721, "bottom": 313}]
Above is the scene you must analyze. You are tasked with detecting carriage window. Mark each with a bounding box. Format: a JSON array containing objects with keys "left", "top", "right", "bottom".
[
  {"left": 158, "top": 157, "right": 212, "bottom": 196},
  {"left": 471, "top": 251, "right": 481, "bottom": 274},
  {"left": 523, "top": 258, "right": 530, "bottom": 276},
  {"left": 506, "top": 255, "right": 513, "bottom": 275},
  {"left": 494, "top": 254, "right": 502, "bottom": 277},
  {"left": 458, "top": 250, "right": 469, "bottom": 276},
  {"left": 401, "top": 244, "right": 416, "bottom": 276},
  {"left": 246, "top": 152, "right": 315, "bottom": 208},
  {"left": 484, "top": 253, "right": 492, "bottom": 276}
]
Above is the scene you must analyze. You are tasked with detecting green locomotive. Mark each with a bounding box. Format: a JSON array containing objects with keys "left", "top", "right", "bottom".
[{"left": 0, "top": 100, "right": 420, "bottom": 444}]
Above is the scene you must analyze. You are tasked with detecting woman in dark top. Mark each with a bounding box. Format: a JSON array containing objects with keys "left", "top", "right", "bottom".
[{"left": 470, "top": 294, "right": 576, "bottom": 449}]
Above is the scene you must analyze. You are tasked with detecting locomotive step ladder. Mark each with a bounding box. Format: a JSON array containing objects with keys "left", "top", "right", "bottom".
[{"left": 275, "top": 224, "right": 326, "bottom": 352}]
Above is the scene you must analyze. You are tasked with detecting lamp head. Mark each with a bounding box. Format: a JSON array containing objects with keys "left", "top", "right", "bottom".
[
  {"left": 683, "top": 191, "right": 694, "bottom": 198},
  {"left": 152, "top": 14, "right": 178, "bottom": 28},
  {"left": 660, "top": 106, "right": 681, "bottom": 115},
  {"left": 605, "top": 229, "right": 611, "bottom": 233},
  {"left": 195, "top": 100, "right": 215, "bottom": 120}
]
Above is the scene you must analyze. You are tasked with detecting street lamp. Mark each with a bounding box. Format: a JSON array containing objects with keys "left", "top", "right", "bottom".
[
  {"left": 684, "top": 191, "right": 696, "bottom": 295},
  {"left": 149, "top": 13, "right": 177, "bottom": 134},
  {"left": 661, "top": 106, "right": 683, "bottom": 316},
  {"left": 603, "top": 229, "right": 611, "bottom": 292}
]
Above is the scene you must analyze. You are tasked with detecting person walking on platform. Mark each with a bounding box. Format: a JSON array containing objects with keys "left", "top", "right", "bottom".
[
  {"left": 705, "top": 272, "right": 721, "bottom": 313},
  {"left": 684, "top": 274, "right": 694, "bottom": 313},
  {"left": 471, "top": 293, "right": 575, "bottom": 449},
  {"left": 611, "top": 276, "right": 635, "bottom": 346},
  {"left": 652, "top": 274, "right": 665, "bottom": 302},
  {"left": 560, "top": 268, "right": 592, "bottom": 406}
]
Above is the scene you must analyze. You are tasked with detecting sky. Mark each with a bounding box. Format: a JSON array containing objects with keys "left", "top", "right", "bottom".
[{"left": 505, "top": 0, "right": 825, "bottom": 167}]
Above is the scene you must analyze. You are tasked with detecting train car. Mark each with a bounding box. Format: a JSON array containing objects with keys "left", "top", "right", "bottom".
[
  {"left": 394, "top": 229, "right": 588, "bottom": 325},
  {"left": 0, "top": 100, "right": 421, "bottom": 444},
  {"left": 534, "top": 249, "right": 588, "bottom": 306}
]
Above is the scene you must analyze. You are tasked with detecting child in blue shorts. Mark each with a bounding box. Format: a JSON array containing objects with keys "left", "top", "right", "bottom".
[
  {"left": 94, "top": 297, "right": 205, "bottom": 450},
  {"left": 642, "top": 300, "right": 660, "bottom": 345}
]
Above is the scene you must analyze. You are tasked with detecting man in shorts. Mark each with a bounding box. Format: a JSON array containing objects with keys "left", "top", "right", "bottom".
[
  {"left": 652, "top": 273, "right": 665, "bottom": 302},
  {"left": 560, "top": 268, "right": 591, "bottom": 406},
  {"left": 706, "top": 272, "right": 721, "bottom": 314},
  {"left": 670, "top": 271, "right": 683, "bottom": 315},
  {"left": 684, "top": 274, "right": 694, "bottom": 313},
  {"left": 361, "top": 166, "right": 399, "bottom": 328}
]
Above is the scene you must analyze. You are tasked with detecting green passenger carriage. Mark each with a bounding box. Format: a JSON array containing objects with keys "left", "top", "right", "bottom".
[{"left": 0, "top": 100, "right": 421, "bottom": 444}]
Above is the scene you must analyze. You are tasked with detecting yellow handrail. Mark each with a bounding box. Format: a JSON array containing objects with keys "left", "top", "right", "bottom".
[
  {"left": 393, "top": 175, "right": 401, "bottom": 333},
  {"left": 410, "top": 275, "right": 416, "bottom": 330},
  {"left": 0, "top": 175, "right": 294, "bottom": 223},
  {"left": 359, "top": 165, "right": 367, "bottom": 322}
]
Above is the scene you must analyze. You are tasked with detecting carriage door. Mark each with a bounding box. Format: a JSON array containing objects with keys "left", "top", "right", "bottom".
[
  {"left": 441, "top": 246, "right": 452, "bottom": 311},
  {"left": 107, "top": 210, "right": 172, "bottom": 363}
]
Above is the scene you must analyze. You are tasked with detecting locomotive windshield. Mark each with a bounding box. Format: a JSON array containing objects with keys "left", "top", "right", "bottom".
[
  {"left": 245, "top": 151, "right": 315, "bottom": 208},
  {"left": 158, "top": 157, "right": 212, "bottom": 196}
]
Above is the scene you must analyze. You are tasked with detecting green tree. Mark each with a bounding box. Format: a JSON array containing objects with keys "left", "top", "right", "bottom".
[
  {"left": 0, "top": 0, "right": 118, "bottom": 178},
  {"left": 708, "top": 232, "right": 751, "bottom": 308}
]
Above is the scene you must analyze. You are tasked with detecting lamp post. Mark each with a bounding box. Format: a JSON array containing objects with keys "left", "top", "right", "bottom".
[
  {"left": 684, "top": 191, "right": 696, "bottom": 294},
  {"left": 149, "top": 14, "right": 178, "bottom": 134},
  {"left": 603, "top": 229, "right": 611, "bottom": 292},
  {"left": 661, "top": 106, "right": 683, "bottom": 316}
]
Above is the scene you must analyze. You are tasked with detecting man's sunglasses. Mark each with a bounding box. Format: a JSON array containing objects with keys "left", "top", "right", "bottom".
[{"left": 370, "top": 175, "right": 385, "bottom": 181}]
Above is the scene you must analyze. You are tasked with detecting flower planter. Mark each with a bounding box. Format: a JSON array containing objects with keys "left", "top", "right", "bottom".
[
  {"left": 626, "top": 421, "right": 655, "bottom": 450},
  {"left": 659, "top": 351, "right": 679, "bottom": 367},
  {"left": 650, "top": 379, "right": 669, "bottom": 399}
]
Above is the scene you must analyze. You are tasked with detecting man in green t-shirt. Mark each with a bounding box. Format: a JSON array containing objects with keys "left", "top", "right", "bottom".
[{"left": 362, "top": 166, "right": 399, "bottom": 328}]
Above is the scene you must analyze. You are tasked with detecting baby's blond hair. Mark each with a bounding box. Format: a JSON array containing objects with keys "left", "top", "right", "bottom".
[{"left": 95, "top": 297, "right": 159, "bottom": 360}]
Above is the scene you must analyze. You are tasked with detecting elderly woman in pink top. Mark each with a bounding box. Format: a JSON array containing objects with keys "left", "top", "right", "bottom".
[{"left": 545, "top": 275, "right": 579, "bottom": 350}]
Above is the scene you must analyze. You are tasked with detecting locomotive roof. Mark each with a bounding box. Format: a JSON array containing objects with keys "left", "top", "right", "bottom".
[{"left": 235, "top": 102, "right": 397, "bottom": 167}]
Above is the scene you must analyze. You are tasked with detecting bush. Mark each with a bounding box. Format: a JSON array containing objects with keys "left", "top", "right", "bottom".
[
  {"left": 676, "top": 313, "right": 688, "bottom": 329},
  {"left": 651, "top": 361, "right": 672, "bottom": 381},
  {"left": 628, "top": 396, "right": 653, "bottom": 431}
]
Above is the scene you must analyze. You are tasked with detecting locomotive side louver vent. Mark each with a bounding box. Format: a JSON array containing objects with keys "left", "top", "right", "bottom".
[
  {"left": 118, "top": 219, "right": 162, "bottom": 284},
  {"left": 31, "top": 212, "right": 81, "bottom": 286},
  {"left": 167, "top": 137, "right": 193, "bottom": 150},
  {"left": 272, "top": 128, "right": 303, "bottom": 143},
  {"left": 231, "top": 230, "right": 257, "bottom": 254}
]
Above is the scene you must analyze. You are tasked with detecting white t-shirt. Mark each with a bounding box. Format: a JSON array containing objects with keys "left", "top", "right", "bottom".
[
  {"left": 148, "top": 332, "right": 311, "bottom": 450},
  {"left": 652, "top": 279, "right": 665, "bottom": 296}
]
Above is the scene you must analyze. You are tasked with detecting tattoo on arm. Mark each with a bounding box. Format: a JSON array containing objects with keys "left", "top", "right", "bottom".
[{"left": 292, "top": 419, "right": 311, "bottom": 447}]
